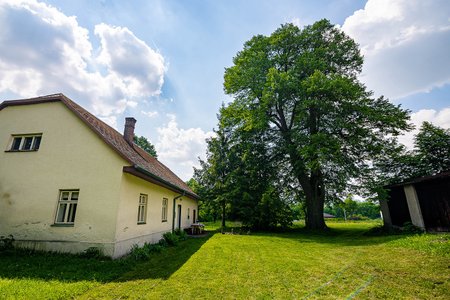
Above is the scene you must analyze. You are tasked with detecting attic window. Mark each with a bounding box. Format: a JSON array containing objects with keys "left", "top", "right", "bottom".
[{"left": 9, "top": 134, "right": 42, "bottom": 151}]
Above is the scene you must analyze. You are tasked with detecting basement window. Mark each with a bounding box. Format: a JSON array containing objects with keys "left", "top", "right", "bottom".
[
  {"left": 55, "top": 190, "right": 79, "bottom": 225},
  {"left": 138, "top": 194, "right": 148, "bottom": 224},
  {"left": 8, "top": 134, "right": 42, "bottom": 151}
]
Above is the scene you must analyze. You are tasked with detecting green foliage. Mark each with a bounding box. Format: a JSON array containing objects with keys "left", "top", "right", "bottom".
[
  {"left": 414, "top": 122, "right": 450, "bottom": 175},
  {"left": 158, "top": 238, "right": 168, "bottom": 247},
  {"left": 163, "top": 232, "right": 180, "bottom": 246},
  {"left": 174, "top": 228, "right": 188, "bottom": 240},
  {"left": 325, "top": 200, "right": 380, "bottom": 219},
  {"left": 130, "top": 242, "right": 165, "bottom": 261},
  {"left": 377, "top": 121, "right": 450, "bottom": 187},
  {"left": 80, "top": 247, "right": 104, "bottom": 259},
  {"left": 221, "top": 19, "right": 411, "bottom": 229},
  {"left": 195, "top": 110, "right": 295, "bottom": 230},
  {"left": 0, "top": 234, "right": 14, "bottom": 252},
  {"left": 401, "top": 222, "right": 425, "bottom": 234},
  {"left": 130, "top": 244, "right": 152, "bottom": 260},
  {"left": 133, "top": 135, "right": 158, "bottom": 158}
]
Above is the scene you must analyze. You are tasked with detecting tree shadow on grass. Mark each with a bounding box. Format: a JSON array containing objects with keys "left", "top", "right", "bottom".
[
  {"left": 237, "top": 223, "right": 412, "bottom": 247},
  {"left": 0, "top": 234, "right": 212, "bottom": 283},
  {"left": 115, "top": 234, "right": 212, "bottom": 281}
]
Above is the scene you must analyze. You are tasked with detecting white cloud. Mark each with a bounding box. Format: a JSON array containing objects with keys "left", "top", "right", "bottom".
[
  {"left": 141, "top": 110, "right": 159, "bottom": 118},
  {"left": 95, "top": 23, "right": 165, "bottom": 97},
  {"left": 0, "top": 0, "right": 166, "bottom": 126},
  {"left": 342, "top": 0, "right": 450, "bottom": 99},
  {"left": 156, "top": 114, "right": 214, "bottom": 180},
  {"left": 398, "top": 107, "right": 450, "bottom": 149}
]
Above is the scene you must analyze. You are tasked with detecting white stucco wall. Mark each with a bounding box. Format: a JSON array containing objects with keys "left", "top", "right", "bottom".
[
  {"left": 114, "top": 173, "right": 198, "bottom": 258},
  {"left": 0, "top": 102, "right": 127, "bottom": 256}
]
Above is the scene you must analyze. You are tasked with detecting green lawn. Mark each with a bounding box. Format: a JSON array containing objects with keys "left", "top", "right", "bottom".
[{"left": 1, "top": 221, "right": 449, "bottom": 299}]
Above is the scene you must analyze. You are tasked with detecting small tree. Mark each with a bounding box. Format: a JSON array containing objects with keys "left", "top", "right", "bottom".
[
  {"left": 134, "top": 135, "right": 158, "bottom": 158},
  {"left": 415, "top": 121, "right": 450, "bottom": 175}
]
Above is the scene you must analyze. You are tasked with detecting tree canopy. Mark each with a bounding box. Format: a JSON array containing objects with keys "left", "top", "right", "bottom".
[
  {"left": 219, "top": 20, "right": 411, "bottom": 229},
  {"left": 134, "top": 135, "right": 158, "bottom": 158},
  {"left": 378, "top": 121, "right": 450, "bottom": 184}
]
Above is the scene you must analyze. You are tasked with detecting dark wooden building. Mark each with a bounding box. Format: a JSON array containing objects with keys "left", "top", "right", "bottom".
[{"left": 381, "top": 171, "right": 450, "bottom": 231}]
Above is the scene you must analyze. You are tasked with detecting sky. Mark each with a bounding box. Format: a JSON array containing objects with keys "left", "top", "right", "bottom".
[{"left": 1, "top": 0, "right": 449, "bottom": 180}]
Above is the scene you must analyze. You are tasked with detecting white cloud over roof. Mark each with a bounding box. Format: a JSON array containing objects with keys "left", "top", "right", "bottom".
[
  {"left": 0, "top": 0, "right": 165, "bottom": 125},
  {"left": 156, "top": 114, "right": 214, "bottom": 181}
]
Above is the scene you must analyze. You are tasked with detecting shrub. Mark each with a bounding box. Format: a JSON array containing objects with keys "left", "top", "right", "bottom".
[
  {"left": 174, "top": 229, "right": 188, "bottom": 241},
  {"left": 80, "top": 247, "right": 104, "bottom": 259},
  {"left": 158, "top": 238, "right": 168, "bottom": 247},
  {"left": 163, "top": 232, "right": 179, "bottom": 246},
  {"left": 129, "top": 244, "right": 151, "bottom": 260},
  {"left": 0, "top": 234, "right": 14, "bottom": 252},
  {"left": 402, "top": 222, "right": 424, "bottom": 234},
  {"left": 143, "top": 243, "right": 164, "bottom": 253}
]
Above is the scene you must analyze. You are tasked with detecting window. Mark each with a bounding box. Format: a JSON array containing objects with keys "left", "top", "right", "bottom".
[
  {"left": 162, "top": 198, "right": 168, "bottom": 222},
  {"left": 55, "top": 190, "right": 79, "bottom": 225},
  {"left": 9, "top": 134, "right": 42, "bottom": 151},
  {"left": 138, "top": 194, "right": 148, "bottom": 224},
  {"left": 187, "top": 208, "right": 190, "bottom": 220}
]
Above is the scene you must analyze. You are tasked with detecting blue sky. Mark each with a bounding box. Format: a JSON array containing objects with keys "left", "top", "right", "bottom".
[{"left": 1, "top": 0, "right": 449, "bottom": 180}]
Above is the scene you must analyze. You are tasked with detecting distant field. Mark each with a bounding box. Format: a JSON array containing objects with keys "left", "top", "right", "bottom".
[{"left": 1, "top": 221, "right": 449, "bottom": 299}]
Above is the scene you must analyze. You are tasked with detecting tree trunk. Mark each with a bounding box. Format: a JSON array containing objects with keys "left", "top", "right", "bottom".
[
  {"left": 221, "top": 199, "right": 226, "bottom": 233},
  {"left": 304, "top": 191, "right": 327, "bottom": 229},
  {"left": 281, "top": 128, "right": 327, "bottom": 230},
  {"left": 286, "top": 142, "right": 327, "bottom": 229}
]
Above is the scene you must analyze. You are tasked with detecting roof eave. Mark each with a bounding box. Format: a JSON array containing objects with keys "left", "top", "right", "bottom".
[{"left": 123, "top": 165, "right": 199, "bottom": 200}]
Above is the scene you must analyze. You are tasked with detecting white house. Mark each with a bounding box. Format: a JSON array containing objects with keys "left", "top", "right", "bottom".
[{"left": 0, "top": 94, "right": 199, "bottom": 258}]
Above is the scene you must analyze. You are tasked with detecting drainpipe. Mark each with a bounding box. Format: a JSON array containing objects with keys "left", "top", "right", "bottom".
[{"left": 172, "top": 193, "right": 185, "bottom": 233}]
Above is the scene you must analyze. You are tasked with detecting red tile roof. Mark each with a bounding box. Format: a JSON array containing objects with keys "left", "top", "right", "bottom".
[{"left": 0, "top": 93, "right": 198, "bottom": 199}]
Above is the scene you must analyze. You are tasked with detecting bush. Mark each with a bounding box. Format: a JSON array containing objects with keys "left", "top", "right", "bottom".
[
  {"left": 174, "top": 229, "right": 188, "bottom": 241},
  {"left": 158, "top": 238, "right": 168, "bottom": 247},
  {"left": 143, "top": 243, "right": 164, "bottom": 253},
  {"left": 130, "top": 244, "right": 151, "bottom": 260},
  {"left": 163, "top": 232, "right": 180, "bottom": 246},
  {"left": 0, "top": 234, "right": 14, "bottom": 252},
  {"left": 80, "top": 247, "right": 104, "bottom": 259},
  {"left": 348, "top": 214, "right": 369, "bottom": 221},
  {"left": 129, "top": 241, "right": 168, "bottom": 261},
  {"left": 402, "top": 222, "right": 424, "bottom": 234}
]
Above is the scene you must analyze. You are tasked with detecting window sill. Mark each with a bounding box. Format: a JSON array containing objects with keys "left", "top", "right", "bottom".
[
  {"left": 51, "top": 223, "right": 74, "bottom": 227},
  {"left": 5, "top": 149, "right": 39, "bottom": 153},
  {"left": 162, "top": 220, "right": 167, "bottom": 223},
  {"left": 137, "top": 222, "right": 146, "bottom": 225}
]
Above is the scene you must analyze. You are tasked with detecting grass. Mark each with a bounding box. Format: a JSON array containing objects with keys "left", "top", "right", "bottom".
[{"left": 1, "top": 221, "right": 449, "bottom": 299}]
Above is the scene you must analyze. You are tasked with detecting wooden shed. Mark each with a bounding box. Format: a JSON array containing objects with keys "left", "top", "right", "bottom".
[{"left": 381, "top": 171, "right": 450, "bottom": 232}]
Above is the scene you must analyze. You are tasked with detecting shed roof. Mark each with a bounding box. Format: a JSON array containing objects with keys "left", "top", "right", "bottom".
[
  {"left": 386, "top": 170, "right": 450, "bottom": 188},
  {"left": 0, "top": 93, "right": 198, "bottom": 199}
]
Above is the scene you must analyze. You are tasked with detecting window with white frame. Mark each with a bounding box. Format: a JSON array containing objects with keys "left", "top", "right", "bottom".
[
  {"left": 55, "top": 190, "right": 79, "bottom": 225},
  {"left": 162, "top": 198, "right": 168, "bottom": 222},
  {"left": 9, "top": 134, "right": 42, "bottom": 151},
  {"left": 138, "top": 194, "right": 148, "bottom": 224}
]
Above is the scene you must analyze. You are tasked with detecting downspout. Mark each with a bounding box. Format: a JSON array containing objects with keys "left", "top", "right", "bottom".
[{"left": 172, "top": 192, "right": 185, "bottom": 233}]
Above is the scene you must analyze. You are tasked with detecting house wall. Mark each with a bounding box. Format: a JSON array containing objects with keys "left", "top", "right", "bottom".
[
  {"left": 114, "top": 173, "right": 198, "bottom": 258},
  {"left": 0, "top": 102, "right": 127, "bottom": 256}
]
